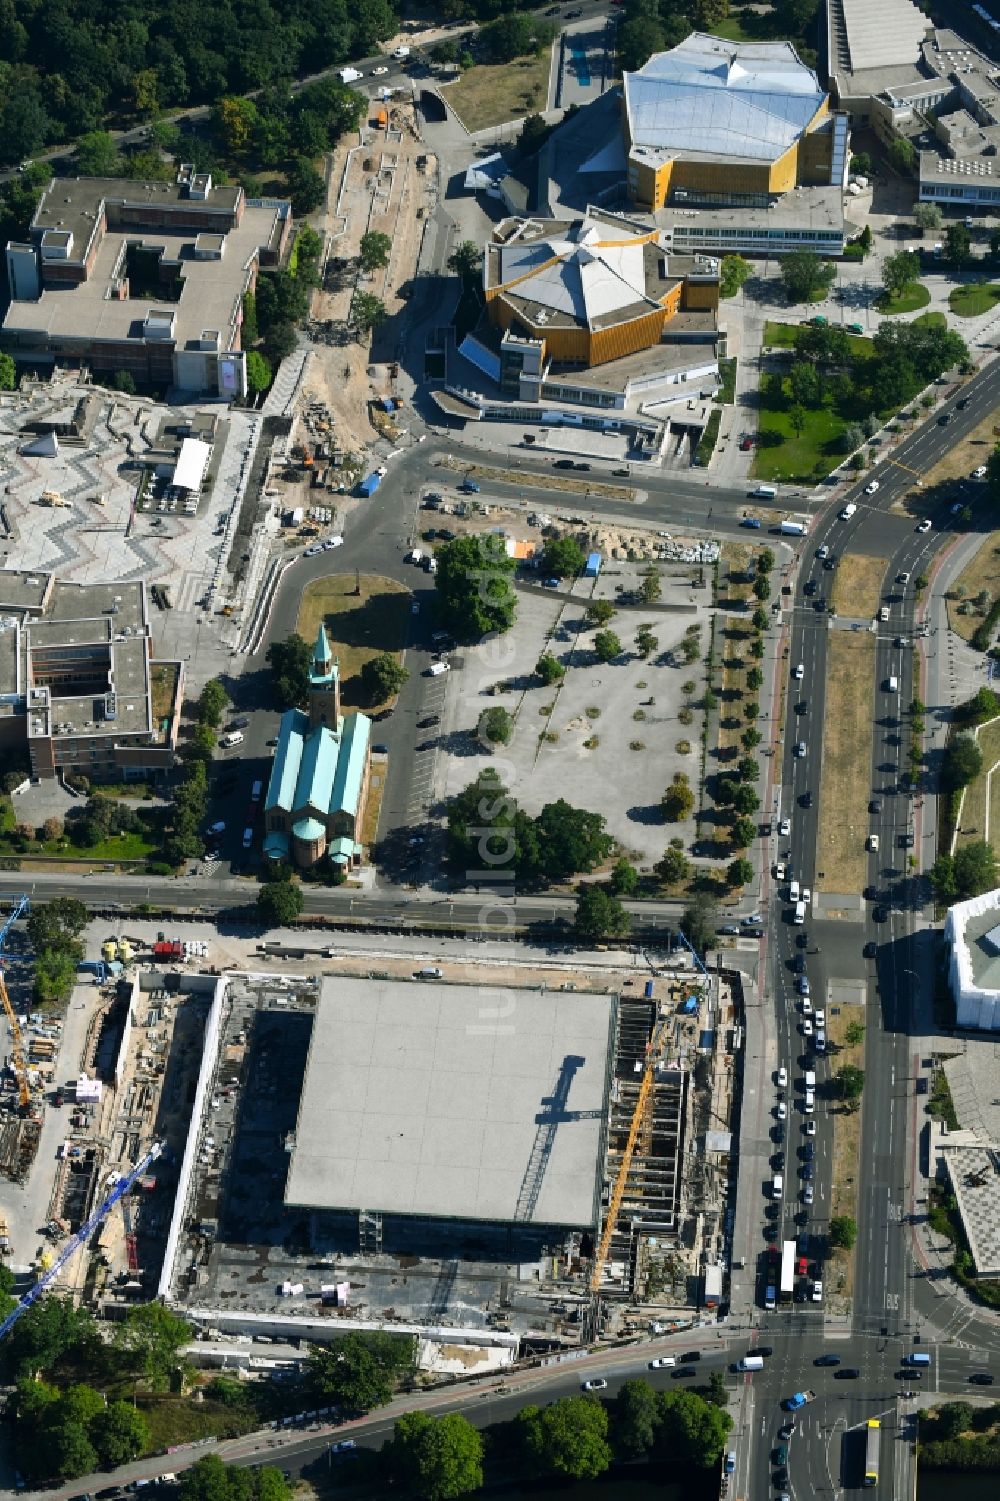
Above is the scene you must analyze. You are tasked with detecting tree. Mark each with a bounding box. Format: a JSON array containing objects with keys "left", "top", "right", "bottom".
[
  {"left": 90, "top": 1401, "right": 150, "bottom": 1468},
  {"left": 746, "top": 665, "right": 764, "bottom": 693},
  {"left": 836, "top": 1064, "right": 865, "bottom": 1108},
  {"left": 789, "top": 402, "right": 807, "bottom": 437},
  {"left": 47, "top": 1422, "right": 98, "bottom": 1481},
  {"left": 540, "top": 536, "right": 585, "bottom": 577},
  {"left": 706, "top": 1371, "right": 728, "bottom": 1409},
  {"left": 662, "top": 773, "right": 695, "bottom": 823},
  {"left": 732, "top": 784, "right": 760, "bottom": 815},
  {"left": 75, "top": 130, "right": 123, "bottom": 176},
  {"left": 114, "top": 1302, "right": 192, "bottom": 1390},
  {"left": 0, "top": 352, "right": 16, "bottom": 391},
  {"left": 635, "top": 625, "right": 658, "bottom": 658},
  {"left": 953, "top": 839, "right": 998, "bottom": 899},
  {"left": 682, "top": 895, "right": 718, "bottom": 952},
  {"left": 575, "top": 886, "right": 630, "bottom": 940},
  {"left": 594, "top": 629, "right": 622, "bottom": 663},
  {"left": 730, "top": 817, "right": 755, "bottom": 850},
  {"left": 585, "top": 599, "right": 616, "bottom": 626},
  {"left": 245, "top": 350, "right": 272, "bottom": 392},
  {"left": 882, "top": 250, "right": 921, "bottom": 299},
  {"left": 535, "top": 653, "right": 565, "bottom": 685},
  {"left": 719, "top": 254, "right": 751, "bottom": 299},
  {"left": 829, "top": 1216, "right": 858, "bottom": 1250},
  {"left": 727, "top": 856, "right": 753, "bottom": 888},
  {"left": 945, "top": 222, "right": 972, "bottom": 266},
  {"left": 519, "top": 1396, "right": 613, "bottom": 1481},
  {"left": 610, "top": 858, "right": 639, "bottom": 896},
  {"left": 844, "top": 1020, "right": 866, "bottom": 1047},
  {"left": 181, "top": 1457, "right": 291, "bottom": 1501},
  {"left": 27, "top": 897, "right": 88, "bottom": 954},
  {"left": 448, "top": 240, "right": 482, "bottom": 284},
  {"left": 198, "top": 679, "right": 229, "bottom": 728},
  {"left": 942, "top": 734, "right": 983, "bottom": 792},
  {"left": 753, "top": 575, "right": 771, "bottom": 601},
  {"left": 350, "top": 291, "right": 387, "bottom": 337},
  {"left": 615, "top": 1379, "right": 661, "bottom": 1459},
  {"left": 361, "top": 652, "right": 409, "bottom": 704},
  {"left": 478, "top": 706, "right": 514, "bottom": 746},
  {"left": 436, "top": 534, "right": 517, "bottom": 640},
  {"left": 789, "top": 360, "right": 822, "bottom": 408},
  {"left": 656, "top": 846, "right": 689, "bottom": 885},
  {"left": 935, "top": 1402, "right": 974, "bottom": 1440},
  {"left": 519, "top": 113, "right": 549, "bottom": 155},
  {"left": 536, "top": 800, "right": 614, "bottom": 881},
  {"left": 639, "top": 569, "right": 662, "bottom": 604},
  {"left": 656, "top": 1388, "right": 732, "bottom": 1468},
  {"left": 780, "top": 251, "right": 835, "bottom": 304},
  {"left": 267, "top": 632, "right": 314, "bottom": 707},
  {"left": 914, "top": 201, "right": 942, "bottom": 230},
  {"left": 4, "top": 1297, "right": 97, "bottom": 1382},
  {"left": 257, "top": 881, "right": 304, "bottom": 926},
  {"left": 307, "top": 1333, "right": 412, "bottom": 1415},
  {"left": 214, "top": 96, "right": 260, "bottom": 153},
  {"left": 286, "top": 156, "right": 326, "bottom": 215},
  {"left": 890, "top": 137, "right": 916, "bottom": 174},
  {"left": 387, "top": 1411, "right": 484, "bottom": 1501},
  {"left": 359, "top": 230, "right": 392, "bottom": 273},
  {"left": 619, "top": 15, "right": 667, "bottom": 72}
]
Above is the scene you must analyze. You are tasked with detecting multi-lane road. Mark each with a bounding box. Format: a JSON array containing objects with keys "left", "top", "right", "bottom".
[{"left": 754, "top": 355, "right": 1000, "bottom": 1495}]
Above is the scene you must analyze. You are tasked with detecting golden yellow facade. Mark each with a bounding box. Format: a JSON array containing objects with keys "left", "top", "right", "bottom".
[
  {"left": 681, "top": 279, "right": 720, "bottom": 313},
  {"left": 488, "top": 294, "right": 669, "bottom": 368}
]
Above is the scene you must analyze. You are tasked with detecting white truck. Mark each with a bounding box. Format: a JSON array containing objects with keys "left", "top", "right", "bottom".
[
  {"left": 392, "top": 45, "right": 410, "bottom": 59},
  {"left": 337, "top": 66, "right": 362, "bottom": 83}
]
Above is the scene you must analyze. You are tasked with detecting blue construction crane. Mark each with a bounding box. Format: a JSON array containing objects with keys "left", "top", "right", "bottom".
[
  {"left": 0, "top": 895, "right": 31, "bottom": 1112},
  {"left": 672, "top": 925, "right": 710, "bottom": 981},
  {"left": 0, "top": 1140, "right": 163, "bottom": 1343},
  {"left": 0, "top": 894, "right": 29, "bottom": 955}
]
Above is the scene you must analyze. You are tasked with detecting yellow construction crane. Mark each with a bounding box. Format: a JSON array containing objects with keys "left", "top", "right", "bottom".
[
  {"left": 0, "top": 971, "right": 31, "bottom": 1115},
  {"left": 589, "top": 1018, "right": 669, "bottom": 1294}
]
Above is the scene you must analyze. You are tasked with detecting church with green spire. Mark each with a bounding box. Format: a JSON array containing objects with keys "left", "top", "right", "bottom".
[{"left": 262, "top": 623, "right": 372, "bottom": 870}]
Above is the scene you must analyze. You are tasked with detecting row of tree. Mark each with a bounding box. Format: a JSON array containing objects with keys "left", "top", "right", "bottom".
[
  {"left": 448, "top": 768, "right": 615, "bottom": 886},
  {"left": 26, "top": 895, "right": 89, "bottom": 1005}
]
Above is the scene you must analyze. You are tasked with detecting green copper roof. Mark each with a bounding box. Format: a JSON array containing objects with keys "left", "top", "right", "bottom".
[
  {"left": 314, "top": 622, "right": 333, "bottom": 665},
  {"left": 265, "top": 708, "right": 309, "bottom": 814},
  {"left": 331, "top": 712, "right": 371, "bottom": 818},
  {"left": 297, "top": 724, "right": 338, "bottom": 817},
  {"left": 293, "top": 817, "right": 326, "bottom": 842}
]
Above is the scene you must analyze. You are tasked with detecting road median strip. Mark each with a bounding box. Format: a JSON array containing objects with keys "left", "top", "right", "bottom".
[{"left": 816, "top": 631, "right": 876, "bottom": 897}]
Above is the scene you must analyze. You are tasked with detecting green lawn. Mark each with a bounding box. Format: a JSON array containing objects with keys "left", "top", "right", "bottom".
[
  {"left": 874, "top": 283, "right": 930, "bottom": 315},
  {"left": 948, "top": 282, "right": 1000, "bottom": 317},
  {"left": 912, "top": 310, "right": 947, "bottom": 330},
  {"left": 716, "top": 357, "right": 736, "bottom": 404},
  {"left": 763, "top": 321, "right": 873, "bottom": 358},
  {"left": 753, "top": 405, "right": 850, "bottom": 483}
]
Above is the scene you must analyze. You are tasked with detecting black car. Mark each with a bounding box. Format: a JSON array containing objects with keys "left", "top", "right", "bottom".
[
  {"left": 372, "top": 743, "right": 389, "bottom": 754},
  {"left": 869, "top": 799, "right": 881, "bottom": 814},
  {"left": 957, "top": 397, "right": 969, "bottom": 409},
  {"left": 800, "top": 790, "right": 813, "bottom": 808},
  {"left": 804, "top": 579, "right": 817, "bottom": 596},
  {"left": 896, "top": 1369, "right": 922, "bottom": 1380},
  {"left": 834, "top": 1368, "right": 860, "bottom": 1379},
  {"left": 814, "top": 599, "right": 826, "bottom": 612},
  {"left": 800, "top": 1163, "right": 813, "bottom": 1179},
  {"left": 679, "top": 1350, "right": 701, "bottom": 1362},
  {"left": 554, "top": 459, "right": 576, "bottom": 469},
  {"left": 823, "top": 556, "right": 835, "bottom": 570},
  {"left": 793, "top": 953, "right": 806, "bottom": 973},
  {"left": 796, "top": 931, "right": 809, "bottom": 948},
  {"left": 969, "top": 1373, "right": 995, "bottom": 1385},
  {"left": 938, "top": 412, "right": 952, "bottom": 425},
  {"left": 757, "top": 1346, "right": 774, "bottom": 1357},
  {"left": 874, "top": 906, "right": 887, "bottom": 923},
  {"left": 772, "top": 1152, "right": 785, "bottom": 1170},
  {"left": 672, "top": 1367, "right": 696, "bottom": 1378},
  {"left": 802, "top": 1142, "right": 815, "bottom": 1160},
  {"left": 814, "top": 1353, "right": 841, "bottom": 1366},
  {"left": 795, "top": 699, "right": 808, "bottom": 714},
  {"left": 773, "top": 1469, "right": 789, "bottom": 1488}
]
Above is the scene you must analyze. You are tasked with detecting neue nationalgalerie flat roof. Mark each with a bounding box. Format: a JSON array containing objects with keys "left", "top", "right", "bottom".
[{"left": 285, "top": 976, "right": 615, "bottom": 1228}]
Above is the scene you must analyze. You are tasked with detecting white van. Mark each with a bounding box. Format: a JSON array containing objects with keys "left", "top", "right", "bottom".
[
  {"left": 739, "top": 1355, "right": 765, "bottom": 1371},
  {"left": 751, "top": 484, "right": 777, "bottom": 500},
  {"left": 789, "top": 879, "right": 800, "bottom": 902},
  {"left": 220, "top": 730, "right": 244, "bottom": 748},
  {"left": 804, "top": 1070, "right": 816, "bottom": 1090},
  {"left": 815, "top": 1031, "right": 827, "bottom": 1053},
  {"left": 840, "top": 502, "right": 857, "bottom": 520},
  {"left": 427, "top": 662, "right": 450, "bottom": 677},
  {"left": 794, "top": 900, "right": 806, "bottom": 924},
  {"left": 804, "top": 1089, "right": 815, "bottom": 1113},
  {"left": 772, "top": 1173, "right": 783, "bottom": 1197},
  {"left": 887, "top": 675, "right": 898, "bottom": 693}
]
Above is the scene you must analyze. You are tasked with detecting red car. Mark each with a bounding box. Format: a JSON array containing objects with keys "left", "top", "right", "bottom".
[{"left": 740, "top": 436, "right": 753, "bottom": 451}]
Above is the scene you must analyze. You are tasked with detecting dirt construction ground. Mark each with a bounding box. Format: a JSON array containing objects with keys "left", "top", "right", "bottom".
[
  {"left": 816, "top": 630, "right": 876, "bottom": 895},
  {"left": 304, "top": 101, "right": 438, "bottom": 459}
]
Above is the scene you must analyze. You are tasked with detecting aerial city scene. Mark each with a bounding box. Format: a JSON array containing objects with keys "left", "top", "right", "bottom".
[{"left": 4, "top": 0, "right": 1000, "bottom": 1498}]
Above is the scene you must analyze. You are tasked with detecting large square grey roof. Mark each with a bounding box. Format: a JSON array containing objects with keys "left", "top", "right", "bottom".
[{"left": 285, "top": 976, "right": 614, "bottom": 1227}]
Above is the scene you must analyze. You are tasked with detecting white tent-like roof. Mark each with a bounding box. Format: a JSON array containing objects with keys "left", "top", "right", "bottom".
[
  {"left": 624, "top": 32, "right": 826, "bottom": 164},
  {"left": 496, "top": 220, "right": 653, "bottom": 326},
  {"left": 172, "top": 436, "right": 212, "bottom": 493}
]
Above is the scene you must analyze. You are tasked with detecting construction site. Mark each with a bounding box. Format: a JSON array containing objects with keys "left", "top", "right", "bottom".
[{"left": 155, "top": 958, "right": 742, "bottom": 1354}]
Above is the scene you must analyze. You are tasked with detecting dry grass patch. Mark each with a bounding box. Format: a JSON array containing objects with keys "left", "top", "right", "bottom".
[
  {"left": 830, "top": 552, "right": 888, "bottom": 619},
  {"left": 361, "top": 765, "right": 387, "bottom": 848},
  {"left": 890, "top": 410, "right": 996, "bottom": 515},
  {"left": 443, "top": 53, "right": 550, "bottom": 133},
  {"left": 946, "top": 531, "right": 1000, "bottom": 642},
  {"left": 953, "top": 717, "right": 1000, "bottom": 852},
  {"left": 828, "top": 1005, "right": 866, "bottom": 1304},
  {"left": 296, "top": 573, "right": 410, "bottom": 705},
  {"left": 816, "top": 631, "right": 876, "bottom": 894}
]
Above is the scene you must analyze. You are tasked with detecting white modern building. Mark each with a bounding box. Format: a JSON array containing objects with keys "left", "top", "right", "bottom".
[{"left": 945, "top": 888, "right": 1000, "bottom": 1031}]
